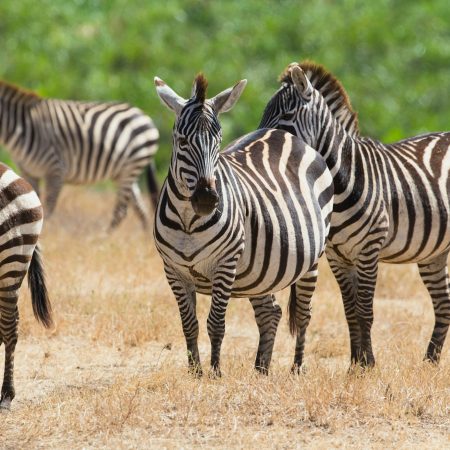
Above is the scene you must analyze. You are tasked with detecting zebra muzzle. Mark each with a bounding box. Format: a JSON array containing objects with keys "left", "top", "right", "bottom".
[{"left": 191, "top": 179, "right": 219, "bottom": 216}]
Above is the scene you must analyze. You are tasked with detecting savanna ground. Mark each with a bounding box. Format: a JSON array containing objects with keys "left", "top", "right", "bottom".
[{"left": 0, "top": 187, "right": 449, "bottom": 449}]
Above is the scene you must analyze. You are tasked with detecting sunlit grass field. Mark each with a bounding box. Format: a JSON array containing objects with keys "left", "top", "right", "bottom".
[{"left": 1, "top": 187, "right": 449, "bottom": 449}]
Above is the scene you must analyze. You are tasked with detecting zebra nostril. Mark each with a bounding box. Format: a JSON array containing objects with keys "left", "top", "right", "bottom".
[
  {"left": 191, "top": 186, "right": 219, "bottom": 216},
  {"left": 209, "top": 188, "right": 219, "bottom": 204}
]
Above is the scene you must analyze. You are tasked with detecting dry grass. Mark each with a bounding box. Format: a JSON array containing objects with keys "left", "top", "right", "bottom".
[{"left": 1, "top": 187, "right": 449, "bottom": 449}]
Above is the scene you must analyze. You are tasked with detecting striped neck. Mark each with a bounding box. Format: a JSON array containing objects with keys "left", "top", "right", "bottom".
[
  {"left": 165, "top": 168, "right": 225, "bottom": 230},
  {"left": 310, "top": 97, "right": 357, "bottom": 198},
  {"left": 313, "top": 96, "right": 354, "bottom": 168},
  {"left": 0, "top": 82, "right": 39, "bottom": 149}
]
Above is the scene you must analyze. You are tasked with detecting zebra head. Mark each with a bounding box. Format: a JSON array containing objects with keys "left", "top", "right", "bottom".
[
  {"left": 155, "top": 74, "right": 247, "bottom": 216},
  {"left": 259, "top": 63, "right": 316, "bottom": 146}
]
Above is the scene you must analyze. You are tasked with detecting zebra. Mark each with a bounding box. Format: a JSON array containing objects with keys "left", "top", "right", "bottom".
[
  {"left": 153, "top": 73, "right": 334, "bottom": 375},
  {"left": 0, "top": 162, "right": 52, "bottom": 410},
  {"left": 259, "top": 60, "right": 450, "bottom": 367},
  {"left": 0, "top": 81, "right": 160, "bottom": 230}
]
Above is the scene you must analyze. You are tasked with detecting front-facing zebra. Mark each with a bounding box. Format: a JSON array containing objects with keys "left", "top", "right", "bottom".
[
  {"left": 0, "top": 81, "right": 160, "bottom": 230},
  {"left": 0, "top": 163, "right": 52, "bottom": 409},
  {"left": 260, "top": 61, "right": 450, "bottom": 367},
  {"left": 154, "top": 74, "right": 333, "bottom": 375}
]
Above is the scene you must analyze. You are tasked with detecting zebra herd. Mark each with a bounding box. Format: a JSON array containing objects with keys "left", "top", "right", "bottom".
[{"left": 0, "top": 61, "right": 449, "bottom": 408}]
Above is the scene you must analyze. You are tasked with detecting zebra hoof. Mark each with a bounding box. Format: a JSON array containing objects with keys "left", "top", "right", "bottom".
[
  {"left": 208, "top": 366, "right": 222, "bottom": 379},
  {"left": 0, "top": 397, "right": 12, "bottom": 411},
  {"left": 423, "top": 355, "right": 440, "bottom": 366},
  {"left": 188, "top": 364, "right": 203, "bottom": 378},
  {"left": 255, "top": 365, "right": 269, "bottom": 376},
  {"left": 347, "top": 362, "right": 374, "bottom": 377},
  {"left": 290, "top": 363, "right": 306, "bottom": 375}
]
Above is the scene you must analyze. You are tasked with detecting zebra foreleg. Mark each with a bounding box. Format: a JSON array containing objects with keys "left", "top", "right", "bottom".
[
  {"left": 208, "top": 261, "right": 239, "bottom": 377},
  {"left": 19, "top": 166, "right": 40, "bottom": 199},
  {"left": 289, "top": 263, "right": 318, "bottom": 373},
  {"left": 354, "top": 254, "right": 380, "bottom": 368},
  {"left": 0, "top": 300, "right": 19, "bottom": 410},
  {"left": 326, "top": 251, "right": 361, "bottom": 366},
  {"left": 418, "top": 253, "right": 450, "bottom": 364},
  {"left": 44, "top": 171, "right": 64, "bottom": 217},
  {"left": 164, "top": 264, "right": 202, "bottom": 376},
  {"left": 110, "top": 181, "right": 133, "bottom": 230},
  {"left": 249, "top": 294, "right": 282, "bottom": 375},
  {"left": 130, "top": 182, "right": 150, "bottom": 230}
]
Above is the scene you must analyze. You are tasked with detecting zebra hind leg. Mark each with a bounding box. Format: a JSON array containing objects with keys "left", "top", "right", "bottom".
[
  {"left": 0, "top": 297, "right": 19, "bottom": 411},
  {"left": 249, "top": 294, "right": 282, "bottom": 375},
  {"left": 130, "top": 182, "right": 150, "bottom": 230},
  {"left": 289, "top": 264, "right": 318, "bottom": 374},
  {"left": 418, "top": 253, "right": 450, "bottom": 364},
  {"left": 146, "top": 159, "right": 160, "bottom": 211}
]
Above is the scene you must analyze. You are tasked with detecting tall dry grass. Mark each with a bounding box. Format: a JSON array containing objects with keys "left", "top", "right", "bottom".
[{"left": 1, "top": 187, "right": 449, "bottom": 449}]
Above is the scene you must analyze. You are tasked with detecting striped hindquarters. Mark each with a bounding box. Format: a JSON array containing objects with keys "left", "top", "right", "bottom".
[{"left": 0, "top": 164, "right": 43, "bottom": 297}]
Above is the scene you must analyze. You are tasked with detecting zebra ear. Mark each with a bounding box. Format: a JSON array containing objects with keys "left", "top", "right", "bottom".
[
  {"left": 154, "top": 77, "right": 186, "bottom": 115},
  {"left": 290, "top": 66, "right": 313, "bottom": 101},
  {"left": 210, "top": 79, "right": 247, "bottom": 114}
]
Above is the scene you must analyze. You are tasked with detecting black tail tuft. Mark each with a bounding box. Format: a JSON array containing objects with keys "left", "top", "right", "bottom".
[
  {"left": 28, "top": 244, "right": 53, "bottom": 328},
  {"left": 288, "top": 284, "right": 297, "bottom": 336},
  {"left": 146, "top": 160, "right": 160, "bottom": 211}
]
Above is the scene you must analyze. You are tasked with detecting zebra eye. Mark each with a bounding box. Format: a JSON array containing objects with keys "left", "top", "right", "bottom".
[
  {"left": 280, "top": 111, "right": 294, "bottom": 120},
  {"left": 178, "top": 137, "right": 188, "bottom": 147}
]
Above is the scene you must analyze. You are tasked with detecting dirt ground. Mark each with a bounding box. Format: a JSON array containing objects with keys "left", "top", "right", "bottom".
[{"left": 0, "top": 188, "right": 449, "bottom": 449}]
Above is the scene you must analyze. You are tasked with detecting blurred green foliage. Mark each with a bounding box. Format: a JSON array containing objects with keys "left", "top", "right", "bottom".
[{"left": 0, "top": 0, "right": 449, "bottom": 179}]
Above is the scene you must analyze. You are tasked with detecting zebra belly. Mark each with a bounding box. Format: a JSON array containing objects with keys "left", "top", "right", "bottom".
[
  {"left": 380, "top": 191, "right": 450, "bottom": 264},
  {"left": 329, "top": 208, "right": 450, "bottom": 265},
  {"left": 380, "top": 221, "right": 450, "bottom": 264},
  {"left": 171, "top": 256, "right": 314, "bottom": 298},
  {"left": 159, "top": 225, "right": 324, "bottom": 298}
]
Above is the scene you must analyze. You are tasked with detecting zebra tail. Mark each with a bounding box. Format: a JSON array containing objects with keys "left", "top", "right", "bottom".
[
  {"left": 288, "top": 284, "right": 298, "bottom": 336},
  {"left": 146, "top": 160, "right": 160, "bottom": 210},
  {"left": 28, "top": 244, "right": 53, "bottom": 328}
]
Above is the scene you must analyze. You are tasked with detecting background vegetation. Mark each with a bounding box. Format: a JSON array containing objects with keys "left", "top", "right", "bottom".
[{"left": 1, "top": 0, "right": 449, "bottom": 179}]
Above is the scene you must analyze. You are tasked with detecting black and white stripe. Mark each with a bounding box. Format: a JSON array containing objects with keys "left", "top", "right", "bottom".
[
  {"left": 0, "top": 163, "right": 52, "bottom": 410},
  {"left": 0, "top": 81, "right": 159, "bottom": 229},
  {"left": 154, "top": 74, "right": 334, "bottom": 375},
  {"left": 260, "top": 61, "right": 450, "bottom": 367}
]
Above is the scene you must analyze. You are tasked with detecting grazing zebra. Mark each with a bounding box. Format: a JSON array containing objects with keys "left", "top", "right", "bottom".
[
  {"left": 0, "top": 81, "right": 160, "bottom": 230},
  {"left": 154, "top": 74, "right": 334, "bottom": 375},
  {"left": 259, "top": 61, "right": 450, "bottom": 367},
  {"left": 0, "top": 163, "right": 52, "bottom": 410}
]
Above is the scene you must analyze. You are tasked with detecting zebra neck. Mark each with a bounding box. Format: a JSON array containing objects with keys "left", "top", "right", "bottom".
[
  {"left": 165, "top": 172, "right": 223, "bottom": 230},
  {"left": 314, "top": 114, "right": 361, "bottom": 201},
  {"left": 315, "top": 109, "right": 356, "bottom": 175},
  {"left": 0, "top": 89, "right": 34, "bottom": 153},
  {"left": 167, "top": 172, "right": 190, "bottom": 202}
]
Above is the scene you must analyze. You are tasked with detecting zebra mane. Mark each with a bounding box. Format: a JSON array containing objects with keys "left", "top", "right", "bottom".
[
  {"left": 0, "top": 80, "right": 41, "bottom": 103},
  {"left": 192, "top": 73, "right": 208, "bottom": 104},
  {"left": 280, "top": 61, "right": 360, "bottom": 137}
]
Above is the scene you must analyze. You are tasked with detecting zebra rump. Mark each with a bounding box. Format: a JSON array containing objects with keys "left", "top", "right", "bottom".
[{"left": 0, "top": 162, "right": 51, "bottom": 409}]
